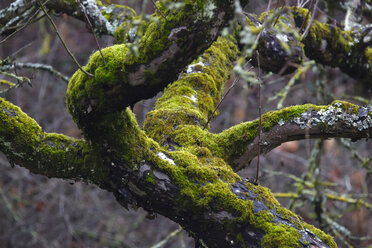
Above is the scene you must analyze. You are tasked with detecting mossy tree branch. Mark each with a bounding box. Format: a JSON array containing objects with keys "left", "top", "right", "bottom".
[
  {"left": 216, "top": 101, "right": 372, "bottom": 170},
  {"left": 66, "top": 0, "right": 249, "bottom": 132},
  {"left": 2, "top": 1, "right": 371, "bottom": 247},
  {"left": 0, "top": 97, "right": 110, "bottom": 188},
  {"left": 244, "top": 7, "right": 372, "bottom": 81},
  {"left": 0, "top": 0, "right": 128, "bottom": 36}
]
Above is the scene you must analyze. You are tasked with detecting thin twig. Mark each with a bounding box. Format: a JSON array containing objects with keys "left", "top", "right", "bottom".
[
  {"left": 301, "top": 0, "right": 319, "bottom": 39},
  {"left": 203, "top": 77, "right": 239, "bottom": 130},
  {"left": 0, "top": 5, "right": 35, "bottom": 35},
  {"left": 9, "top": 42, "right": 34, "bottom": 57},
  {"left": 0, "top": 2, "right": 46, "bottom": 44},
  {"left": 150, "top": 227, "right": 183, "bottom": 248},
  {"left": 255, "top": 50, "right": 262, "bottom": 184},
  {"left": 78, "top": 0, "right": 106, "bottom": 66},
  {"left": 253, "top": 0, "right": 272, "bottom": 46},
  {"left": 298, "top": 0, "right": 313, "bottom": 33},
  {"left": 150, "top": 0, "right": 168, "bottom": 21},
  {"left": 37, "top": 0, "right": 94, "bottom": 77},
  {"left": 273, "top": 0, "right": 286, "bottom": 26},
  {"left": 1, "top": 62, "right": 70, "bottom": 83}
]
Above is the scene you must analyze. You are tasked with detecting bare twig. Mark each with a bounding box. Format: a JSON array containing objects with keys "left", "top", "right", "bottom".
[
  {"left": 203, "top": 77, "right": 239, "bottom": 130},
  {"left": 78, "top": 0, "right": 106, "bottom": 66},
  {"left": 301, "top": 0, "right": 319, "bottom": 39},
  {"left": 150, "top": 0, "right": 168, "bottom": 21},
  {"left": 0, "top": 2, "right": 46, "bottom": 44},
  {"left": 150, "top": 227, "right": 183, "bottom": 248},
  {"left": 273, "top": 0, "right": 286, "bottom": 26},
  {"left": 298, "top": 0, "right": 313, "bottom": 33},
  {"left": 1, "top": 62, "right": 70, "bottom": 83},
  {"left": 253, "top": 0, "right": 272, "bottom": 46},
  {"left": 37, "top": 0, "right": 94, "bottom": 77},
  {"left": 255, "top": 50, "right": 262, "bottom": 183}
]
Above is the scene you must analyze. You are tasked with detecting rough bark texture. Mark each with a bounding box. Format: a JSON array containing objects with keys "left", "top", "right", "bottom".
[{"left": 1, "top": 1, "right": 372, "bottom": 247}]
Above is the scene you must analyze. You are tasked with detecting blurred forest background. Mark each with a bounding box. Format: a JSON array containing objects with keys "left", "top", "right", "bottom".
[{"left": 0, "top": 0, "right": 371, "bottom": 247}]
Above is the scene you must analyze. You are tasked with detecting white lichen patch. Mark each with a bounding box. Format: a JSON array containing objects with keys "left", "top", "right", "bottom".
[
  {"left": 186, "top": 60, "right": 206, "bottom": 74},
  {"left": 276, "top": 33, "right": 289, "bottom": 42},
  {"left": 278, "top": 119, "right": 285, "bottom": 126},
  {"left": 204, "top": 1, "right": 216, "bottom": 19},
  {"left": 185, "top": 94, "right": 198, "bottom": 104},
  {"left": 81, "top": 0, "right": 115, "bottom": 35},
  {"left": 190, "top": 95, "right": 197, "bottom": 103},
  {"left": 156, "top": 152, "right": 176, "bottom": 165},
  {"left": 128, "top": 27, "right": 138, "bottom": 41},
  {"left": 290, "top": 103, "right": 372, "bottom": 131}
]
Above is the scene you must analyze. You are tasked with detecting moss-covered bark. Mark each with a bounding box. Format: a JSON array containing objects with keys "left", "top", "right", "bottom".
[
  {"left": 66, "top": 0, "right": 248, "bottom": 133},
  {"left": 217, "top": 101, "right": 372, "bottom": 170},
  {"left": 0, "top": 98, "right": 109, "bottom": 188},
  {"left": 243, "top": 7, "right": 372, "bottom": 81},
  {"left": 3, "top": 1, "right": 372, "bottom": 247}
]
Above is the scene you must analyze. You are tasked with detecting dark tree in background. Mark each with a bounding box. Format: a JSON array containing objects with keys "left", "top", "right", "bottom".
[{"left": 1, "top": 0, "right": 372, "bottom": 247}]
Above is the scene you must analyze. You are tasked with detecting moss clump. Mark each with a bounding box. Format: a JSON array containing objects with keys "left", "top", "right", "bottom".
[
  {"left": 260, "top": 104, "right": 323, "bottom": 131},
  {"left": 144, "top": 109, "right": 206, "bottom": 146},
  {"left": 216, "top": 104, "right": 327, "bottom": 166},
  {"left": 364, "top": 47, "right": 372, "bottom": 74},
  {"left": 261, "top": 224, "right": 302, "bottom": 248},
  {"left": 331, "top": 100, "right": 359, "bottom": 114},
  {"left": 0, "top": 98, "right": 109, "bottom": 186},
  {"left": 303, "top": 223, "right": 337, "bottom": 248},
  {"left": 66, "top": 44, "right": 129, "bottom": 125},
  {"left": 144, "top": 170, "right": 156, "bottom": 185}
]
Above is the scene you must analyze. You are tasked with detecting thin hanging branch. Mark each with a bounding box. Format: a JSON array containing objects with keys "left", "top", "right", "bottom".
[
  {"left": 253, "top": 0, "right": 272, "bottom": 46},
  {"left": 255, "top": 50, "right": 262, "bottom": 183},
  {"left": 78, "top": 0, "right": 106, "bottom": 66},
  {"left": 150, "top": 0, "right": 168, "bottom": 21},
  {"left": 203, "top": 77, "right": 239, "bottom": 130},
  {"left": 37, "top": 0, "right": 94, "bottom": 78},
  {"left": 273, "top": 0, "right": 286, "bottom": 26},
  {"left": 150, "top": 227, "right": 183, "bottom": 248},
  {"left": 0, "top": 2, "right": 45, "bottom": 45},
  {"left": 1, "top": 62, "right": 70, "bottom": 83},
  {"left": 298, "top": 0, "right": 313, "bottom": 33},
  {"left": 301, "top": 0, "right": 319, "bottom": 39}
]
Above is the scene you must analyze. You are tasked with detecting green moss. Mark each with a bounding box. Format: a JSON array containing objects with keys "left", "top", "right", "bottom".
[
  {"left": 245, "top": 15, "right": 261, "bottom": 34},
  {"left": 303, "top": 223, "right": 337, "bottom": 248},
  {"left": 143, "top": 37, "right": 239, "bottom": 157},
  {"left": 216, "top": 104, "right": 327, "bottom": 165},
  {"left": 144, "top": 170, "right": 156, "bottom": 185},
  {"left": 261, "top": 104, "right": 321, "bottom": 131},
  {"left": 62, "top": 4, "right": 341, "bottom": 246},
  {"left": 365, "top": 47, "right": 372, "bottom": 67},
  {"left": 67, "top": 44, "right": 130, "bottom": 125},
  {"left": 276, "top": 207, "right": 302, "bottom": 229},
  {"left": 331, "top": 100, "right": 359, "bottom": 114},
  {"left": 261, "top": 224, "right": 302, "bottom": 248},
  {"left": 0, "top": 79, "right": 15, "bottom": 87},
  {"left": 246, "top": 183, "right": 281, "bottom": 208},
  {"left": 0, "top": 98, "right": 110, "bottom": 186}
]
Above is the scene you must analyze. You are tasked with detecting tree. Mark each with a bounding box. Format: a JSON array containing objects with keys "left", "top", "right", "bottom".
[{"left": 1, "top": 0, "right": 371, "bottom": 247}]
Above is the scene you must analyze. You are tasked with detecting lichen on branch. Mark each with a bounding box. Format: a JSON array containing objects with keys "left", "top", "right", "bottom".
[
  {"left": 0, "top": 97, "right": 109, "bottom": 187},
  {"left": 242, "top": 7, "right": 372, "bottom": 81},
  {"left": 216, "top": 101, "right": 372, "bottom": 170},
  {"left": 66, "top": 0, "right": 248, "bottom": 131}
]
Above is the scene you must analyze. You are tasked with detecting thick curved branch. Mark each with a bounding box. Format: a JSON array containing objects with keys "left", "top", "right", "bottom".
[
  {"left": 1, "top": 1, "right": 343, "bottom": 246},
  {"left": 71, "top": 108, "right": 336, "bottom": 248},
  {"left": 143, "top": 36, "right": 239, "bottom": 148},
  {"left": 0, "top": 97, "right": 109, "bottom": 188},
  {"left": 0, "top": 0, "right": 128, "bottom": 36},
  {"left": 67, "top": 0, "right": 248, "bottom": 132},
  {"left": 216, "top": 101, "right": 372, "bottom": 170},
  {"left": 244, "top": 7, "right": 372, "bottom": 81}
]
